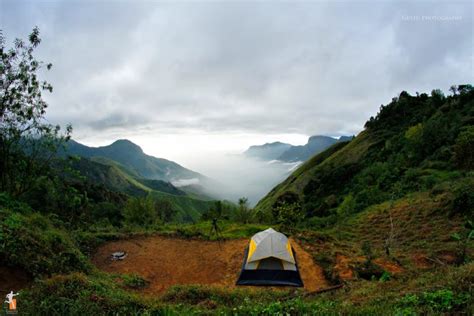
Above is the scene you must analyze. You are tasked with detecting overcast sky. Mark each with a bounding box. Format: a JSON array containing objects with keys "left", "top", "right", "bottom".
[{"left": 1, "top": 0, "right": 472, "bottom": 167}]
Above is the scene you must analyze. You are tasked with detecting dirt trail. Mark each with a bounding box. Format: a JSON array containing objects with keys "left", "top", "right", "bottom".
[{"left": 93, "top": 235, "right": 328, "bottom": 295}]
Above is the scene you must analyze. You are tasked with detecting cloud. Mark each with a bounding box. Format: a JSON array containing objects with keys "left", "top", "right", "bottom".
[
  {"left": 1, "top": 0, "right": 472, "bottom": 148},
  {"left": 172, "top": 178, "right": 200, "bottom": 187}
]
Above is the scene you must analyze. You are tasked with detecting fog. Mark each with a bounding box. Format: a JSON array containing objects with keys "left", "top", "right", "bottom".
[{"left": 185, "top": 152, "right": 301, "bottom": 206}]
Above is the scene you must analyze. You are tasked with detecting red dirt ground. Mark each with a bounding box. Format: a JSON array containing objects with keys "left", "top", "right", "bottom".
[
  {"left": 92, "top": 235, "right": 329, "bottom": 295},
  {"left": 373, "top": 258, "right": 404, "bottom": 274},
  {"left": 333, "top": 254, "right": 404, "bottom": 280},
  {"left": 334, "top": 254, "right": 355, "bottom": 280}
]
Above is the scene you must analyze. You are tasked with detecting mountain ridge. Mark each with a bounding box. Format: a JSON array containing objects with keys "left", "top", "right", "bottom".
[
  {"left": 245, "top": 135, "right": 353, "bottom": 162},
  {"left": 64, "top": 139, "right": 204, "bottom": 183},
  {"left": 255, "top": 88, "right": 474, "bottom": 222}
]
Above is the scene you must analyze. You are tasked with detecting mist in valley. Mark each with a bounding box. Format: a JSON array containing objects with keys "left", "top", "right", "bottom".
[{"left": 183, "top": 152, "right": 301, "bottom": 206}]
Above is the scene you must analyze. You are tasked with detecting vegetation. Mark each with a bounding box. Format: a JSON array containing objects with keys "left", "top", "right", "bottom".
[
  {"left": 256, "top": 86, "right": 474, "bottom": 225},
  {"left": 0, "top": 28, "right": 472, "bottom": 315}
]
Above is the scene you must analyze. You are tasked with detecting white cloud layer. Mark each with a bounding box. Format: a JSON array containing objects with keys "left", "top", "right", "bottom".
[{"left": 1, "top": 0, "right": 472, "bottom": 166}]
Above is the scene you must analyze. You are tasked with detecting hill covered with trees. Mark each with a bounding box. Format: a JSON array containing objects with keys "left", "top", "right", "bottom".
[{"left": 256, "top": 87, "right": 473, "bottom": 224}]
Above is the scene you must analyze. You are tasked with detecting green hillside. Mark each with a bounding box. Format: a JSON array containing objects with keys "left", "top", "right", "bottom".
[
  {"left": 149, "top": 191, "right": 217, "bottom": 222},
  {"left": 255, "top": 87, "right": 474, "bottom": 223},
  {"left": 246, "top": 86, "right": 474, "bottom": 314},
  {"left": 69, "top": 157, "right": 216, "bottom": 222},
  {"left": 90, "top": 157, "right": 187, "bottom": 196},
  {"left": 69, "top": 157, "right": 151, "bottom": 196},
  {"left": 64, "top": 139, "right": 205, "bottom": 182}
]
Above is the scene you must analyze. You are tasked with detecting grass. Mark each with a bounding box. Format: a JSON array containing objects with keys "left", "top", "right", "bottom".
[
  {"left": 17, "top": 261, "right": 472, "bottom": 315},
  {"left": 158, "top": 221, "right": 269, "bottom": 240},
  {"left": 8, "top": 207, "right": 473, "bottom": 315}
]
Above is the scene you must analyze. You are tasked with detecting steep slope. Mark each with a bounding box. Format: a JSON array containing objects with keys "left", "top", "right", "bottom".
[
  {"left": 64, "top": 139, "right": 204, "bottom": 183},
  {"left": 69, "top": 157, "right": 215, "bottom": 222},
  {"left": 253, "top": 88, "right": 474, "bottom": 313},
  {"left": 69, "top": 157, "right": 151, "bottom": 196},
  {"left": 244, "top": 142, "right": 292, "bottom": 160},
  {"left": 256, "top": 87, "right": 474, "bottom": 221}
]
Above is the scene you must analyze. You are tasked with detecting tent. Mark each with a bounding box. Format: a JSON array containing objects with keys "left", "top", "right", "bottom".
[{"left": 236, "top": 228, "right": 304, "bottom": 287}]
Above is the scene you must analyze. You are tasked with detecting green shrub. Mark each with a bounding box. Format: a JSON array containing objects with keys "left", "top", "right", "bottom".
[
  {"left": 272, "top": 201, "right": 304, "bottom": 231},
  {"left": 451, "top": 179, "right": 474, "bottom": 217},
  {"left": 122, "top": 195, "right": 160, "bottom": 227},
  {"left": 453, "top": 126, "right": 474, "bottom": 170},
  {"left": 0, "top": 208, "right": 90, "bottom": 277},
  {"left": 121, "top": 274, "right": 149, "bottom": 289},
  {"left": 19, "top": 273, "right": 185, "bottom": 315},
  {"left": 336, "top": 194, "right": 356, "bottom": 218},
  {"left": 397, "top": 289, "right": 471, "bottom": 313}
]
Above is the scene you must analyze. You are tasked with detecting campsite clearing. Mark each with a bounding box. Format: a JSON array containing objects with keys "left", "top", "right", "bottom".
[{"left": 92, "top": 235, "right": 329, "bottom": 295}]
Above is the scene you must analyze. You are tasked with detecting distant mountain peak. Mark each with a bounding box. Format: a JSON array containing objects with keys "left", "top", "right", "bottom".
[
  {"left": 63, "top": 138, "right": 203, "bottom": 182},
  {"left": 308, "top": 135, "right": 334, "bottom": 142},
  {"left": 245, "top": 134, "right": 353, "bottom": 163},
  {"left": 244, "top": 141, "right": 292, "bottom": 160},
  {"left": 108, "top": 139, "right": 143, "bottom": 153}
]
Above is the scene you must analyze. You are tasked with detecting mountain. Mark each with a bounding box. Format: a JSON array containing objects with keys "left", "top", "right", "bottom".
[
  {"left": 64, "top": 139, "right": 204, "bottom": 183},
  {"left": 67, "top": 156, "right": 216, "bottom": 222},
  {"left": 278, "top": 135, "right": 341, "bottom": 162},
  {"left": 245, "top": 135, "right": 353, "bottom": 163},
  {"left": 255, "top": 88, "right": 474, "bottom": 221},
  {"left": 244, "top": 141, "right": 292, "bottom": 160},
  {"left": 338, "top": 135, "right": 354, "bottom": 142},
  {"left": 69, "top": 156, "right": 153, "bottom": 196}
]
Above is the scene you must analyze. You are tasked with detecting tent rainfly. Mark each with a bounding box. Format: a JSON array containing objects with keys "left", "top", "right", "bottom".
[{"left": 236, "top": 228, "right": 304, "bottom": 287}]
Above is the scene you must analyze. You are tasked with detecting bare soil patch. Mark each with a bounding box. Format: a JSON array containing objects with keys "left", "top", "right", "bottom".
[
  {"left": 373, "top": 258, "right": 404, "bottom": 274},
  {"left": 92, "top": 235, "right": 328, "bottom": 295}
]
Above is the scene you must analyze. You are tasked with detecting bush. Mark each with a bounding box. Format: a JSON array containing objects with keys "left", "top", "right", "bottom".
[
  {"left": 451, "top": 179, "right": 474, "bottom": 217},
  {"left": 122, "top": 195, "right": 159, "bottom": 227},
  {"left": 19, "top": 273, "right": 181, "bottom": 315},
  {"left": 272, "top": 202, "right": 304, "bottom": 231},
  {"left": 336, "top": 194, "right": 356, "bottom": 218},
  {"left": 453, "top": 126, "right": 474, "bottom": 170},
  {"left": 397, "top": 289, "right": 471, "bottom": 313},
  {"left": 121, "top": 274, "right": 149, "bottom": 289},
  {"left": 0, "top": 208, "right": 90, "bottom": 277}
]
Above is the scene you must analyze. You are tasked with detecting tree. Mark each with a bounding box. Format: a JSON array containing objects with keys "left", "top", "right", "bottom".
[
  {"left": 122, "top": 195, "right": 158, "bottom": 227},
  {"left": 273, "top": 201, "right": 304, "bottom": 232},
  {"left": 453, "top": 126, "right": 474, "bottom": 170},
  {"left": 203, "top": 200, "right": 224, "bottom": 221},
  {"left": 235, "top": 197, "right": 252, "bottom": 223},
  {"left": 155, "top": 199, "right": 175, "bottom": 222},
  {"left": 449, "top": 85, "right": 458, "bottom": 95},
  {"left": 0, "top": 27, "right": 71, "bottom": 196}
]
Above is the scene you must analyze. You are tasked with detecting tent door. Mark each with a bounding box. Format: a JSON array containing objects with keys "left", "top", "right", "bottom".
[{"left": 257, "top": 257, "right": 284, "bottom": 270}]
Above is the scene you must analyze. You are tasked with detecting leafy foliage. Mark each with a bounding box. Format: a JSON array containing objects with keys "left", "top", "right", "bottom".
[
  {"left": 0, "top": 27, "right": 72, "bottom": 196},
  {"left": 453, "top": 126, "right": 474, "bottom": 169},
  {"left": 0, "top": 196, "right": 90, "bottom": 277},
  {"left": 235, "top": 197, "right": 253, "bottom": 223},
  {"left": 257, "top": 86, "right": 474, "bottom": 224},
  {"left": 397, "top": 289, "right": 471, "bottom": 314},
  {"left": 123, "top": 195, "right": 160, "bottom": 227}
]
